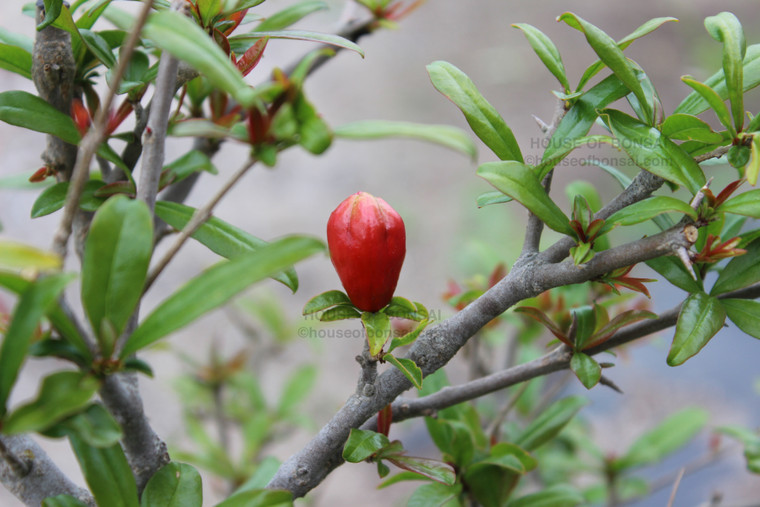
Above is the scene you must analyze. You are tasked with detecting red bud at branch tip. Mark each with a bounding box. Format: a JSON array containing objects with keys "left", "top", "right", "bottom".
[{"left": 327, "top": 192, "right": 406, "bottom": 312}]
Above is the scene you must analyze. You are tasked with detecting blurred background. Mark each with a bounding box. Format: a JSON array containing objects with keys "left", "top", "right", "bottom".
[{"left": 1, "top": 0, "right": 760, "bottom": 505}]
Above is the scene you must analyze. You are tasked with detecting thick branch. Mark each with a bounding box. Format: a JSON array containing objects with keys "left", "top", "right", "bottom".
[{"left": 0, "top": 435, "right": 94, "bottom": 507}]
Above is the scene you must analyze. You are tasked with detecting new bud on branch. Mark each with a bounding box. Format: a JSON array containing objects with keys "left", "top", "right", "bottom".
[{"left": 327, "top": 192, "right": 406, "bottom": 312}]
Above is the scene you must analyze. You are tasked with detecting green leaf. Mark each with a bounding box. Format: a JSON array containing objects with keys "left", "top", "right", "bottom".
[
  {"left": 407, "top": 483, "right": 462, "bottom": 507},
  {"left": 0, "top": 27, "right": 34, "bottom": 54},
  {"left": 661, "top": 114, "right": 724, "bottom": 143},
  {"left": 319, "top": 305, "right": 362, "bottom": 321},
  {"left": 197, "top": 0, "right": 222, "bottom": 27},
  {"left": 0, "top": 273, "right": 74, "bottom": 416},
  {"left": 141, "top": 462, "right": 202, "bottom": 507},
  {"left": 711, "top": 238, "right": 760, "bottom": 295},
  {"left": 718, "top": 189, "right": 760, "bottom": 218},
  {"left": 715, "top": 425, "right": 760, "bottom": 474},
  {"left": 571, "top": 305, "right": 596, "bottom": 350},
  {"left": 601, "top": 109, "right": 705, "bottom": 194},
  {"left": 214, "top": 489, "right": 292, "bottom": 507},
  {"left": 122, "top": 236, "right": 323, "bottom": 356},
  {"left": 427, "top": 60, "right": 522, "bottom": 162},
  {"left": 477, "top": 161, "right": 573, "bottom": 236},
  {"left": 646, "top": 255, "right": 701, "bottom": 293},
  {"left": 680, "top": 77, "right": 736, "bottom": 135},
  {"left": 383, "top": 354, "right": 423, "bottom": 389},
  {"left": 3, "top": 371, "right": 100, "bottom": 435},
  {"left": 31, "top": 180, "right": 106, "bottom": 218},
  {"left": 38, "top": 0, "right": 64, "bottom": 30},
  {"left": 464, "top": 443, "right": 536, "bottom": 507},
  {"left": 154, "top": 201, "right": 299, "bottom": 291},
  {"left": 512, "top": 23, "right": 569, "bottom": 91},
  {"left": 667, "top": 292, "right": 726, "bottom": 366},
  {"left": 601, "top": 196, "right": 697, "bottom": 233},
  {"left": 42, "top": 496, "right": 89, "bottom": 507},
  {"left": 82, "top": 196, "right": 152, "bottom": 348},
  {"left": 362, "top": 311, "right": 391, "bottom": 357},
  {"left": 342, "top": 428, "right": 390, "bottom": 462},
  {"left": 53, "top": 403, "right": 122, "bottom": 447},
  {"left": 514, "top": 395, "right": 588, "bottom": 451},
  {"left": 476, "top": 191, "right": 512, "bottom": 207},
  {"left": 570, "top": 352, "right": 601, "bottom": 389},
  {"left": 303, "top": 290, "right": 352, "bottom": 314},
  {"left": 585, "top": 310, "right": 657, "bottom": 349},
  {"left": 334, "top": 120, "right": 477, "bottom": 161},
  {"left": 277, "top": 364, "right": 316, "bottom": 416},
  {"left": 614, "top": 407, "right": 708, "bottom": 470},
  {"left": 254, "top": 1, "right": 327, "bottom": 32},
  {"left": 0, "top": 90, "right": 80, "bottom": 144},
  {"left": 0, "top": 43, "right": 32, "bottom": 79},
  {"left": 292, "top": 91, "right": 331, "bottom": 154},
  {"left": 558, "top": 12, "right": 651, "bottom": 122},
  {"left": 69, "top": 434, "right": 139, "bottom": 507},
  {"left": 386, "top": 455, "right": 455, "bottom": 485},
  {"left": 387, "top": 319, "right": 428, "bottom": 353},
  {"left": 722, "top": 299, "right": 760, "bottom": 339},
  {"left": 164, "top": 150, "right": 218, "bottom": 183},
  {"left": 80, "top": 28, "right": 115, "bottom": 68},
  {"left": 111, "top": 9, "right": 257, "bottom": 107},
  {"left": 705, "top": 12, "right": 746, "bottom": 129},
  {"left": 507, "top": 483, "right": 584, "bottom": 507},
  {"left": 229, "top": 30, "right": 363, "bottom": 58},
  {"left": 0, "top": 240, "right": 62, "bottom": 273}
]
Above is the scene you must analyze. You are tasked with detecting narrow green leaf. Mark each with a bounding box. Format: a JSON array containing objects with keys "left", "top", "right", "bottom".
[
  {"left": 69, "top": 435, "right": 139, "bottom": 507},
  {"left": 476, "top": 191, "right": 512, "bottom": 207},
  {"left": 39, "top": 0, "right": 64, "bottom": 30},
  {"left": 54, "top": 403, "right": 122, "bottom": 448},
  {"left": 79, "top": 28, "right": 115, "bottom": 68},
  {"left": 387, "top": 319, "right": 428, "bottom": 353},
  {"left": 293, "top": 91, "right": 331, "bottom": 154},
  {"left": 661, "top": 114, "right": 724, "bottom": 143},
  {"left": 718, "top": 189, "right": 760, "bottom": 218},
  {"left": 646, "top": 255, "right": 701, "bottom": 293},
  {"left": 585, "top": 310, "right": 657, "bottom": 349},
  {"left": 42, "top": 495, "right": 90, "bottom": 507},
  {"left": 386, "top": 455, "right": 455, "bottom": 485},
  {"left": 507, "top": 483, "right": 584, "bottom": 507},
  {"left": 303, "top": 290, "right": 351, "bottom": 314},
  {"left": 229, "top": 30, "right": 363, "bottom": 58},
  {"left": 3, "top": 371, "right": 100, "bottom": 434},
  {"left": 334, "top": 120, "right": 477, "bottom": 161},
  {"left": 570, "top": 352, "right": 601, "bottom": 389},
  {"left": 514, "top": 396, "right": 588, "bottom": 451},
  {"left": 601, "top": 196, "right": 697, "bottom": 234},
  {"left": 0, "top": 273, "right": 74, "bottom": 416},
  {"left": 342, "top": 428, "right": 390, "bottom": 463},
  {"left": 214, "top": 489, "right": 292, "bottom": 507},
  {"left": 681, "top": 77, "right": 736, "bottom": 135},
  {"left": 319, "top": 305, "right": 362, "bottom": 321},
  {"left": 277, "top": 365, "right": 316, "bottom": 415},
  {"left": 164, "top": 150, "right": 218, "bottom": 182},
  {"left": 601, "top": 109, "right": 705, "bottom": 194},
  {"left": 615, "top": 407, "right": 708, "bottom": 470},
  {"left": 0, "top": 27, "right": 34, "bottom": 54},
  {"left": 141, "top": 462, "right": 202, "bottom": 507},
  {"left": 82, "top": 196, "right": 152, "bottom": 345},
  {"left": 427, "top": 60, "right": 523, "bottom": 162},
  {"left": 383, "top": 354, "right": 423, "bottom": 389},
  {"left": 722, "top": 299, "right": 760, "bottom": 339},
  {"left": 0, "top": 43, "right": 32, "bottom": 79},
  {"left": 0, "top": 90, "right": 80, "bottom": 144},
  {"left": 571, "top": 305, "right": 596, "bottom": 350},
  {"left": 477, "top": 161, "right": 573, "bottom": 236},
  {"left": 154, "top": 201, "right": 298, "bottom": 291},
  {"left": 0, "top": 240, "right": 62, "bottom": 273},
  {"left": 407, "top": 483, "right": 462, "bottom": 507},
  {"left": 711, "top": 238, "right": 760, "bottom": 295},
  {"left": 31, "top": 180, "right": 106, "bottom": 218},
  {"left": 705, "top": 12, "right": 746, "bottom": 129},
  {"left": 254, "top": 1, "right": 327, "bottom": 32},
  {"left": 668, "top": 292, "right": 726, "bottom": 366},
  {"left": 122, "top": 236, "right": 323, "bottom": 356},
  {"left": 512, "top": 23, "right": 569, "bottom": 91},
  {"left": 362, "top": 311, "right": 391, "bottom": 357},
  {"left": 559, "top": 12, "right": 651, "bottom": 122}
]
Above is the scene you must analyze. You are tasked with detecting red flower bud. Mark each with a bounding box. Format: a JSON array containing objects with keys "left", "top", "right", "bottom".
[{"left": 327, "top": 192, "right": 406, "bottom": 312}]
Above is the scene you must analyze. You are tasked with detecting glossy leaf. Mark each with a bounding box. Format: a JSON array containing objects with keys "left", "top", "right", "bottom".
[
  {"left": 38, "top": 0, "right": 64, "bottom": 30},
  {"left": 705, "top": 12, "right": 746, "bottom": 129},
  {"left": 514, "top": 396, "right": 588, "bottom": 451},
  {"left": 80, "top": 29, "right": 115, "bottom": 68},
  {"left": 711, "top": 238, "right": 760, "bottom": 295},
  {"left": 213, "top": 489, "right": 292, "bottom": 507},
  {"left": 292, "top": 91, "right": 331, "bottom": 155},
  {"left": 477, "top": 161, "right": 573, "bottom": 235},
  {"left": 386, "top": 455, "right": 456, "bottom": 485},
  {"left": 3, "top": 371, "right": 100, "bottom": 434},
  {"left": 585, "top": 310, "right": 657, "bottom": 349},
  {"left": 362, "top": 311, "right": 391, "bottom": 357},
  {"left": 122, "top": 236, "right": 323, "bottom": 357},
  {"left": 0, "top": 273, "right": 74, "bottom": 416},
  {"left": 387, "top": 319, "right": 428, "bottom": 353},
  {"left": 229, "top": 30, "right": 363, "bottom": 58},
  {"left": 681, "top": 77, "right": 736, "bottom": 135},
  {"left": 570, "top": 352, "right": 601, "bottom": 389},
  {"left": 512, "top": 23, "right": 569, "bottom": 91},
  {"left": 154, "top": 201, "right": 298, "bottom": 291},
  {"left": 82, "top": 196, "right": 152, "bottom": 347},
  {"left": 661, "top": 114, "right": 724, "bottom": 143},
  {"left": 303, "top": 290, "right": 351, "bottom": 314},
  {"left": 163, "top": 150, "right": 218, "bottom": 182},
  {"left": 428, "top": 60, "right": 522, "bottom": 162},
  {"left": 54, "top": 403, "right": 122, "bottom": 448},
  {"left": 0, "top": 43, "right": 32, "bottom": 79},
  {"left": 476, "top": 191, "right": 512, "bottom": 207},
  {"left": 254, "top": 1, "right": 327, "bottom": 32},
  {"left": 383, "top": 354, "right": 423, "bottom": 389},
  {"left": 646, "top": 255, "right": 701, "bottom": 293},
  {"left": 31, "top": 180, "right": 106, "bottom": 218},
  {"left": 342, "top": 428, "right": 390, "bottom": 462},
  {"left": 602, "top": 109, "right": 705, "bottom": 194},
  {"left": 334, "top": 120, "right": 476, "bottom": 161},
  {"left": 69, "top": 435, "right": 139, "bottom": 507},
  {"left": 0, "top": 90, "right": 80, "bottom": 144},
  {"left": 0, "top": 240, "right": 62, "bottom": 272},
  {"left": 602, "top": 196, "right": 697, "bottom": 233},
  {"left": 668, "top": 292, "right": 726, "bottom": 366},
  {"left": 559, "top": 12, "right": 651, "bottom": 122},
  {"left": 464, "top": 443, "right": 536, "bottom": 507},
  {"left": 319, "top": 305, "right": 362, "bottom": 321},
  {"left": 719, "top": 189, "right": 760, "bottom": 217},
  {"left": 141, "top": 462, "right": 203, "bottom": 507},
  {"left": 407, "top": 483, "right": 462, "bottom": 507},
  {"left": 615, "top": 407, "right": 708, "bottom": 470},
  {"left": 722, "top": 299, "right": 760, "bottom": 339},
  {"left": 507, "top": 483, "right": 584, "bottom": 507}
]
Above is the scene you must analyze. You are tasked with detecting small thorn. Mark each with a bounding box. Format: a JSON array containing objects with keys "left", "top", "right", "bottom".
[
  {"left": 600, "top": 375, "right": 623, "bottom": 394},
  {"left": 690, "top": 178, "right": 713, "bottom": 210},
  {"left": 532, "top": 114, "right": 549, "bottom": 133},
  {"left": 676, "top": 246, "right": 698, "bottom": 280}
]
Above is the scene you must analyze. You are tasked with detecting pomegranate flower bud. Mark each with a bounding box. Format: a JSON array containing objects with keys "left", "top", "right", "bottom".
[{"left": 327, "top": 192, "right": 406, "bottom": 312}]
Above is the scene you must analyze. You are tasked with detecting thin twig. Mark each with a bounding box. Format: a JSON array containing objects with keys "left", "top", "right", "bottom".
[
  {"left": 666, "top": 468, "right": 685, "bottom": 507},
  {"left": 485, "top": 381, "right": 531, "bottom": 442},
  {"left": 143, "top": 156, "right": 257, "bottom": 292},
  {"left": 51, "top": 0, "right": 155, "bottom": 259}
]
